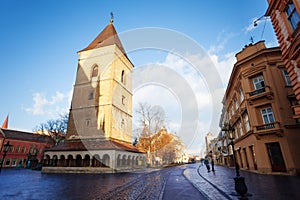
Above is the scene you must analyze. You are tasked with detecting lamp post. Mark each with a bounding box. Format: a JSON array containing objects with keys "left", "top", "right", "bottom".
[
  {"left": 253, "top": 15, "right": 270, "bottom": 27},
  {"left": 222, "top": 123, "right": 248, "bottom": 197},
  {"left": 0, "top": 141, "right": 13, "bottom": 174}
]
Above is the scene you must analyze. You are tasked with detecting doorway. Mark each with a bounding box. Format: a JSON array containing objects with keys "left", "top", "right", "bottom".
[{"left": 266, "top": 142, "right": 286, "bottom": 172}]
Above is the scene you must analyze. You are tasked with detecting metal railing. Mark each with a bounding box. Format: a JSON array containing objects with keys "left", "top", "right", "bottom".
[
  {"left": 249, "top": 87, "right": 266, "bottom": 96},
  {"left": 256, "top": 122, "right": 275, "bottom": 130}
]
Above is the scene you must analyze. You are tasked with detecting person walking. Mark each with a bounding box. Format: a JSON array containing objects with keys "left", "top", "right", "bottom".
[
  {"left": 204, "top": 158, "right": 210, "bottom": 172},
  {"left": 211, "top": 159, "right": 215, "bottom": 172}
]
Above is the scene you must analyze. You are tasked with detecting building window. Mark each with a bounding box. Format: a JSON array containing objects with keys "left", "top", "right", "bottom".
[
  {"left": 239, "top": 121, "right": 244, "bottom": 136},
  {"left": 5, "top": 159, "right": 10, "bottom": 166},
  {"left": 88, "top": 90, "right": 94, "bottom": 100},
  {"left": 12, "top": 159, "right": 17, "bottom": 166},
  {"left": 252, "top": 74, "right": 265, "bottom": 90},
  {"left": 29, "top": 146, "right": 34, "bottom": 154},
  {"left": 121, "top": 119, "right": 125, "bottom": 128},
  {"left": 282, "top": 69, "right": 292, "bottom": 86},
  {"left": 16, "top": 145, "right": 20, "bottom": 153},
  {"left": 21, "top": 146, "right": 26, "bottom": 153},
  {"left": 234, "top": 98, "right": 239, "bottom": 110},
  {"left": 261, "top": 107, "right": 275, "bottom": 124},
  {"left": 243, "top": 113, "right": 250, "bottom": 132},
  {"left": 233, "top": 124, "right": 240, "bottom": 139},
  {"left": 91, "top": 65, "right": 98, "bottom": 78},
  {"left": 122, "top": 95, "right": 126, "bottom": 105},
  {"left": 235, "top": 125, "right": 239, "bottom": 138},
  {"left": 231, "top": 105, "right": 234, "bottom": 116},
  {"left": 121, "top": 70, "right": 125, "bottom": 83},
  {"left": 286, "top": 1, "right": 300, "bottom": 31},
  {"left": 239, "top": 88, "right": 244, "bottom": 102},
  {"left": 85, "top": 119, "right": 91, "bottom": 127}
]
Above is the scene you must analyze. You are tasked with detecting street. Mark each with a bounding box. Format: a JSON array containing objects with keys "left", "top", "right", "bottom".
[{"left": 0, "top": 163, "right": 299, "bottom": 199}]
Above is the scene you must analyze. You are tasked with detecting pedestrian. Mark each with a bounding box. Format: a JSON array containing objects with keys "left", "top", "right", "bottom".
[
  {"left": 204, "top": 159, "right": 210, "bottom": 172},
  {"left": 211, "top": 159, "right": 215, "bottom": 172}
]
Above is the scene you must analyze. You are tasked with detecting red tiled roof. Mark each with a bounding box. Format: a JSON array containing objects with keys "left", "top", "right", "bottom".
[
  {"left": 79, "top": 22, "right": 126, "bottom": 56},
  {"left": 45, "top": 139, "right": 145, "bottom": 153},
  {"left": 0, "top": 128, "right": 54, "bottom": 143}
]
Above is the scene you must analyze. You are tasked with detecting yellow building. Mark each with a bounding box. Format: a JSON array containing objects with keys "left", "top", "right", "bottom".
[
  {"left": 222, "top": 41, "right": 300, "bottom": 175},
  {"left": 43, "top": 19, "right": 146, "bottom": 173}
]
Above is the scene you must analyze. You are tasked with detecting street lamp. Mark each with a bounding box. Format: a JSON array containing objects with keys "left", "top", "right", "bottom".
[
  {"left": 222, "top": 123, "right": 248, "bottom": 197},
  {"left": 253, "top": 15, "right": 270, "bottom": 27},
  {"left": 0, "top": 141, "right": 13, "bottom": 174}
]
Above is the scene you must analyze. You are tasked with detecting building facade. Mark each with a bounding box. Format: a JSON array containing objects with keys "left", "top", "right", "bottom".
[
  {"left": 43, "top": 19, "right": 146, "bottom": 173},
  {"left": 266, "top": 0, "right": 300, "bottom": 120},
  {"left": 205, "top": 132, "right": 215, "bottom": 157},
  {"left": 0, "top": 128, "right": 54, "bottom": 169},
  {"left": 221, "top": 41, "right": 300, "bottom": 175}
]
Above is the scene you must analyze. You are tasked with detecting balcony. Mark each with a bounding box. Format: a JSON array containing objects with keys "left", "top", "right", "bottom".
[
  {"left": 292, "top": 104, "right": 300, "bottom": 117},
  {"left": 247, "top": 85, "right": 274, "bottom": 104},
  {"left": 249, "top": 87, "right": 265, "bottom": 96},
  {"left": 254, "top": 121, "right": 283, "bottom": 138},
  {"left": 256, "top": 123, "right": 275, "bottom": 130}
]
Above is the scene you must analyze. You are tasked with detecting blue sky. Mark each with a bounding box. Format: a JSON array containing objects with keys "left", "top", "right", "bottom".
[{"left": 0, "top": 0, "right": 278, "bottom": 153}]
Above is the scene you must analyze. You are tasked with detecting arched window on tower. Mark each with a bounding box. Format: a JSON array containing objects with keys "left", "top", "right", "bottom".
[
  {"left": 121, "top": 70, "right": 125, "bottom": 84},
  {"left": 92, "top": 65, "right": 98, "bottom": 78}
]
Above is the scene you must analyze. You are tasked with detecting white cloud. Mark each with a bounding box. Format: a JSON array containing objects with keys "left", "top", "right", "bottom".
[
  {"left": 25, "top": 90, "right": 72, "bottom": 117},
  {"left": 208, "top": 31, "right": 238, "bottom": 55},
  {"left": 245, "top": 17, "right": 258, "bottom": 33},
  {"left": 132, "top": 51, "right": 232, "bottom": 153},
  {"left": 208, "top": 52, "right": 236, "bottom": 87},
  {"left": 132, "top": 40, "right": 239, "bottom": 154}
]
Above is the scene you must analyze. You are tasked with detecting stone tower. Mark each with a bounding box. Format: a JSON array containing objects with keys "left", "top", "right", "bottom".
[
  {"left": 66, "top": 20, "right": 133, "bottom": 144},
  {"left": 43, "top": 19, "right": 145, "bottom": 173}
]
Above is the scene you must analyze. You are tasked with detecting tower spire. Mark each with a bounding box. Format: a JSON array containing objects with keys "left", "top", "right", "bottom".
[
  {"left": 110, "top": 12, "right": 114, "bottom": 23},
  {"left": 79, "top": 13, "right": 127, "bottom": 56},
  {"left": 1, "top": 114, "right": 8, "bottom": 129}
]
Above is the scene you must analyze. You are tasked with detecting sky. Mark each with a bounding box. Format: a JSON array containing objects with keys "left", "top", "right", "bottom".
[{"left": 0, "top": 0, "right": 278, "bottom": 154}]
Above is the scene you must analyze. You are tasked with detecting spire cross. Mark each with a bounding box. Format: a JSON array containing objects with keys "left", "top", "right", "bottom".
[
  {"left": 110, "top": 12, "right": 114, "bottom": 23},
  {"left": 250, "top": 36, "right": 254, "bottom": 44}
]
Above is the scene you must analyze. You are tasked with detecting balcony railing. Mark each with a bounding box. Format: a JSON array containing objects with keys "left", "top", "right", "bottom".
[
  {"left": 254, "top": 122, "right": 283, "bottom": 137},
  {"left": 292, "top": 104, "right": 300, "bottom": 116},
  {"left": 256, "top": 122, "right": 275, "bottom": 130},
  {"left": 247, "top": 85, "right": 273, "bottom": 104},
  {"left": 249, "top": 87, "right": 266, "bottom": 96}
]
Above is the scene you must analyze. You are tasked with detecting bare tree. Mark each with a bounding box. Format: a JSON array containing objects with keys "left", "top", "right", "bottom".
[
  {"left": 33, "top": 113, "right": 68, "bottom": 145},
  {"left": 135, "top": 102, "right": 166, "bottom": 166},
  {"left": 136, "top": 102, "right": 165, "bottom": 137}
]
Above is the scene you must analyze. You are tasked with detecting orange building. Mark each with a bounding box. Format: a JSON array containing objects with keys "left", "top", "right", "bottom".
[
  {"left": 222, "top": 41, "right": 300, "bottom": 175},
  {"left": 266, "top": 0, "right": 300, "bottom": 120}
]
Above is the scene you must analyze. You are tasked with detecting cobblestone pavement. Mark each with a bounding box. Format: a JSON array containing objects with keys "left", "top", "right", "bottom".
[
  {"left": 0, "top": 169, "right": 147, "bottom": 200},
  {"left": 99, "top": 164, "right": 210, "bottom": 200},
  {"left": 195, "top": 163, "right": 300, "bottom": 200},
  {"left": 99, "top": 168, "right": 171, "bottom": 200},
  {"left": 1, "top": 164, "right": 299, "bottom": 200},
  {"left": 162, "top": 165, "right": 207, "bottom": 200},
  {"left": 184, "top": 164, "right": 230, "bottom": 199}
]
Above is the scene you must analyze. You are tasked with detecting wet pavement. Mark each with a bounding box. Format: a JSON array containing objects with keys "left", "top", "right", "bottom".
[
  {"left": 0, "top": 169, "right": 143, "bottom": 199},
  {"left": 0, "top": 163, "right": 300, "bottom": 199},
  {"left": 196, "top": 163, "right": 300, "bottom": 200},
  {"left": 100, "top": 169, "right": 170, "bottom": 200},
  {"left": 162, "top": 165, "right": 206, "bottom": 200}
]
